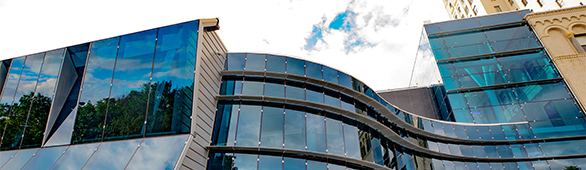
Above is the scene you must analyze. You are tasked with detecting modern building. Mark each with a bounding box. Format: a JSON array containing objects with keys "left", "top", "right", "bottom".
[
  {"left": 442, "top": 0, "right": 586, "bottom": 19},
  {"left": 0, "top": 9, "right": 584, "bottom": 170}
]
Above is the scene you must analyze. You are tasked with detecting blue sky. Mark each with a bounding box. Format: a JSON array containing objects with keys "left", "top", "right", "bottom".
[{"left": 0, "top": 0, "right": 449, "bottom": 90}]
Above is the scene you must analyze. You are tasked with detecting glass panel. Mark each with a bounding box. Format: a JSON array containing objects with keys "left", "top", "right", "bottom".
[
  {"left": 51, "top": 143, "right": 99, "bottom": 170},
  {"left": 540, "top": 140, "right": 586, "bottom": 156},
  {"left": 21, "top": 146, "right": 68, "bottom": 170},
  {"left": 466, "top": 162, "right": 478, "bottom": 170},
  {"left": 459, "top": 72, "right": 506, "bottom": 88},
  {"left": 344, "top": 124, "right": 361, "bottom": 159},
  {"left": 266, "top": 55, "right": 285, "bottom": 73},
  {"left": 284, "top": 107, "right": 305, "bottom": 150},
  {"left": 286, "top": 57, "right": 304, "bottom": 76},
  {"left": 260, "top": 105, "right": 284, "bottom": 148},
  {"left": 242, "top": 79, "right": 263, "bottom": 96},
  {"left": 524, "top": 143, "right": 543, "bottom": 157},
  {"left": 306, "top": 112, "right": 326, "bottom": 153},
  {"left": 283, "top": 157, "right": 304, "bottom": 170},
  {"left": 245, "top": 53, "right": 266, "bottom": 71},
  {"left": 0, "top": 151, "right": 17, "bottom": 167},
  {"left": 322, "top": 66, "right": 338, "bottom": 84},
  {"left": 472, "top": 145, "right": 486, "bottom": 158},
  {"left": 460, "top": 145, "right": 474, "bottom": 157},
  {"left": 211, "top": 103, "right": 238, "bottom": 146},
  {"left": 233, "top": 153, "right": 258, "bottom": 170},
  {"left": 306, "top": 160, "right": 327, "bottom": 170},
  {"left": 510, "top": 144, "right": 528, "bottom": 158},
  {"left": 2, "top": 53, "right": 44, "bottom": 150},
  {"left": 264, "top": 79, "right": 284, "bottom": 98},
  {"left": 226, "top": 53, "right": 245, "bottom": 70},
  {"left": 466, "top": 88, "right": 515, "bottom": 107},
  {"left": 305, "top": 84, "right": 323, "bottom": 104},
  {"left": 453, "top": 125, "right": 468, "bottom": 139},
  {"left": 23, "top": 49, "right": 64, "bottom": 148},
  {"left": 443, "top": 32, "right": 487, "bottom": 48},
  {"left": 82, "top": 139, "right": 141, "bottom": 169},
  {"left": 324, "top": 89, "right": 340, "bottom": 108},
  {"left": 447, "top": 93, "right": 466, "bottom": 109},
  {"left": 338, "top": 72, "right": 352, "bottom": 89},
  {"left": 490, "top": 37, "right": 540, "bottom": 53},
  {"left": 449, "top": 144, "right": 462, "bottom": 155},
  {"left": 489, "top": 126, "right": 506, "bottom": 140},
  {"left": 465, "top": 126, "right": 479, "bottom": 140},
  {"left": 453, "top": 109, "right": 474, "bottom": 123},
  {"left": 438, "top": 18, "right": 481, "bottom": 32},
  {"left": 485, "top": 26, "right": 533, "bottom": 42},
  {"left": 499, "top": 51, "right": 549, "bottom": 70},
  {"left": 515, "top": 82, "right": 570, "bottom": 103},
  {"left": 104, "top": 29, "right": 156, "bottom": 141},
  {"left": 453, "top": 58, "right": 498, "bottom": 76},
  {"left": 0, "top": 148, "right": 39, "bottom": 170},
  {"left": 305, "top": 61, "right": 322, "bottom": 80},
  {"left": 522, "top": 99, "right": 582, "bottom": 121},
  {"left": 329, "top": 164, "right": 346, "bottom": 170},
  {"left": 497, "top": 145, "right": 514, "bottom": 158},
  {"left": 146, "top": 22, "right": 197, "bottom": 136},
  {"left": 448, "top": 43, "right": 492, "bottom": 59},
  {"left": 207, "top": 152, "right": 233, "bottom": 170},
  {"left": 73, "top": 37, "right": 119, "bottom": 144},
  {"left": 0, "top": 57, "right": 25, "bottom": 107},
  {"left": 125, "top": 135, "right": 188, "bottom": 170},
  {"left": 326, "top": 118, "right": 344, "bottom": 156},
  {"left": 476, "top": 126, "right": 491, "bottom": 140},
  {"left": 531, "top": 118, "right": 586, "bottom": 138},
  {"left": 505, "top": 66, "right": 559, "bottom": 83},
  {"left": 258, "top": 155, "right": 282, "bottom": 170},
  {"left": 285, "top": 81, "right": 304, "bottom": 101},
  {"left": 235, "top": 105, "right": 261, "bottom": 147}
]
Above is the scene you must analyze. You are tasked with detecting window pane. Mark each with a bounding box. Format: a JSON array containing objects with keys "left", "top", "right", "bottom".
[
  {"left": 104, "top": 29, "right": 157, "bottom": 141},
  {"left": 82, "top": 139, "right": 141, "bottom": 169},
  {"left": 305, "top": 84, "right": 323, "bottom": 104},
  {"left": 235, "top": 105, "right": 261, "bottom": 147},
  {"left": 326, "top": 118, "right": 344, "bottom": 156},
  {"left": 260, "top": 105, "right": 284, "bottom": 148},
  {"left": 522, "top": 99, "right": 582, "bottom": 121},
  {"left": 242, "top": 79, "right": 263, "bottom": 96},
  {"left": 344, "top": 124, "right": 361, "bottom": 159},
  {"left": 147, "top": 21, "right": 197, "bottom": 136},
  {"left": 338, "top": 72, "right": 352, "bottom": 88},
  {"left": 266, "top": 55, "right": 285, "bottom": 73},
  {"left": 245, "top": 53, "right": 266, "bottom": 71},
  {"left": 226, "top": 53, "right": 245, "bottom": 70},
  {"left": 443, "top": 32, "right": 487, "bottom": 48},
  {"left": 126, "top": 135, "right": 188, "bottom": 170},
  {"left": 73, "top": 37, "right": 119, "bottom": 144},
  {"left": 323, "top": 66, "right": 338, "bottom": 84},
  {"left": 233, "top": 154, "right": 258, "bottom": 170},
  {"left": 284, "top": 107, "right": 305, "bottom": 150},
  {"left": 285, "top": 81, "right": 304, "bottom": 101},
  {"left": 305, "top": 61, "right": 322, "bottom": 80},
  {"left": 1, "top": 148, "right": 39, "bottom": 170},
  {"left": 283, "top": 157, "right": 305, "bottom": 170},
  {"left": 306, "top": 160, "right": 327, "bottom": 170},
  {"left": 540, "top": 140, "right": 586, "bottom": 156},
  {"left": 306, "top": 113, "right": 326, "bottom": 153},
  {"left": 286, "top": 57, "right": 304, "bottom": 76},
  {"left": 211, "top": 103, "right": 238, "bottom": 146},
  {"left": 21, "top": 146, "right": 68, "bottom": 170},
  {"left": 264, "top": 79, "right": 284, "bottom": 98},
  {"left": 258, "top": 155, "right": 282, "bottom": 170},
  {"left": 51, "top": 143, "right": 100, "bottom": 170}
]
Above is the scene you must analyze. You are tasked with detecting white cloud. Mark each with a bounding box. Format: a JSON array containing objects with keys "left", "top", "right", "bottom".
[{"left": 0, "top": 0, "right": 449, "bottom": 90}]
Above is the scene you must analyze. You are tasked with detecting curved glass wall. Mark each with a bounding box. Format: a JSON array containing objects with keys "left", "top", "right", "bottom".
[{"left": 215, "top": 52, "right": 586, "bottom": 169}]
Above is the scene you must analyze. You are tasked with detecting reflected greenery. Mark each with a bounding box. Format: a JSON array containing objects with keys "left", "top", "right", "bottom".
[
  {"left": 73, "top": 80, "right": 191, "bottom": 143},
  {"left": 0, "top": 92, "right": 51, "bottom": 150}
]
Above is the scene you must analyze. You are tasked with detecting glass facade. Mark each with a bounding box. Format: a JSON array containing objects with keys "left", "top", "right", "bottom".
[
  {"left": 0, "top": 11, "right": 584, "bottom": 169},
  {"left": 0, "top": 20, "right": 199, "bottom": 169},
  {"left": 213, "top": 52, "right": 586, "bottom": 169}
]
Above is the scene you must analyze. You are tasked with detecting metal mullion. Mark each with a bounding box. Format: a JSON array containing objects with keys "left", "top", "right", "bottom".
[
  {"left": 99, "top": 37, "right": 122, "bottom": 142},
  {"left": 142, "top": 28, "right": 159, "bottom": 138}
]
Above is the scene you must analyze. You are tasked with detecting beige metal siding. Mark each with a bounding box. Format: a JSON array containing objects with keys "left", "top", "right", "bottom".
[{"left": 175, "top": 26, "right": 227, "bottom": 170}]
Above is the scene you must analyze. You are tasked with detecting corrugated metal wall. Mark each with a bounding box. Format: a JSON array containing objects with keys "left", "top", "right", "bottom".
[{"left": 176, "top": 25, "right": 227, "bottom": 170}]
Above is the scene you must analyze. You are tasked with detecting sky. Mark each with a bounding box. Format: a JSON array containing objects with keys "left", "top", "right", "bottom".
[{"left": 0, "top": 0, "right": 449, "bottom": 90}]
